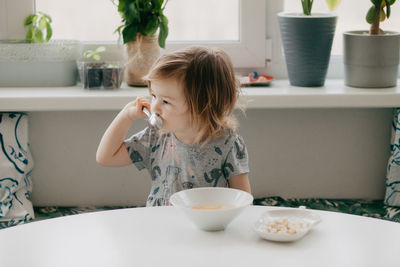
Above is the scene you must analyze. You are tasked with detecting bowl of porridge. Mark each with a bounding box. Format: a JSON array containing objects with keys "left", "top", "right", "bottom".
[{"left": 169, "top": 187, "right": 253, "bottom": 231}]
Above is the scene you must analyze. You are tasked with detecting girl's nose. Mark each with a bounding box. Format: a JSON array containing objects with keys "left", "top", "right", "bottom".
[{"left": 151, "top": 99, "right": 162, "bottom": 115}]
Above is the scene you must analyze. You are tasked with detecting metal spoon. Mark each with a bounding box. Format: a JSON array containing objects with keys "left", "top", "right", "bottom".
[{"left": 142, "top": 107, "right": 163, "bottom": 130}]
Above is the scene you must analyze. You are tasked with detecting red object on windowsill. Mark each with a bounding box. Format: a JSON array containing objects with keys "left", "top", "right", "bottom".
[{"left": 239, "top": 72, "right": 274, "bottom": 86}]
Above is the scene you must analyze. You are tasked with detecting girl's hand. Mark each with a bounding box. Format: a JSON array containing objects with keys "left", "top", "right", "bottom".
[{"left": 122, "top": 97, "right": 151, "bottom": 121}]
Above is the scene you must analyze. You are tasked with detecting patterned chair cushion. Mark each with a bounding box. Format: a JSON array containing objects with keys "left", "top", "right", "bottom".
[
  {"left": 0, "top": 113, "right": 34, "bottom": 229},
  {"left": 385, "top": 108, "right": 400, "bottom": 206}
]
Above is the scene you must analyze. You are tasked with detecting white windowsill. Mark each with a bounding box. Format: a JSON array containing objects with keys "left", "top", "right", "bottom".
[{"left": 0, "top": 79, "right": 399, "bottom": 112}]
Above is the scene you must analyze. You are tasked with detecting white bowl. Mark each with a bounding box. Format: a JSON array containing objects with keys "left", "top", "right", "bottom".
[
  {"left": 170, "top": 187, "right": 253, "bottom": 231},
  {"left": 253, "top": 208, "right": 321, "bottom": 242}
]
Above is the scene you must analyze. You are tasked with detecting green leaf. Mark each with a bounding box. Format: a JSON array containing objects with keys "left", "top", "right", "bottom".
[
  {"left": 126, "top": 2, "right": 140, "bottom": 24},
  {"left": 115, "top": 0, "right": 169, "bottom": 44},
  {"left": 380, "top": 7, "right": 386, "bottom": 20},
  {"left": 114, "top": 25, "right": 124, "bottom": 35},
  {"left": 32, "top": 27, "right": 44, "bottom": 43},
  {"left": 23, "top": 11, "right": 53, "bottom": 43},
  {"left": 325, "top": 0, "right": 341, "bottom": 11},
  {"left": 25, "top": 27, "right": 34, "bottom": 43},
  {"left": 45, "top": 23, "right": 52, "bottom": 42},
  {"left": 151, "top": 0, "right": 163, "bottom": 9},
  {"left": 38, "top": 16, "right": 47, "bottom": 30},
  {"left": 388, "top": 0, "right": 396, "bottom": 5},
  {"left": 385, "top": 0, "right": 391, "bottom": 18},
  {"left": 370, "top": 0, "right": 383, "bottom": 6},
  {"left": 38, "top": 11, "right": 52, "bottom": 23},
  {"left": 95, "top": 46, "right": 106, "bottom": 53},
  {"left": 24, "top": 14, "right": 36, "bottom": 26},
  {"left": 117, "top": 0, "right": 126, "bottom": 13},
  {"left": 366, "top": 6, "right": 378, "bottom": 24},
  {"left": 83, "top": 50, "right": 94, "bottom": 59},
  {"left": 143, "top": 17, "right": 159, "bottom": 36},
  {"left": 122, "top": 23, "right": 139, "bottom": 43},
  {"left": 93, "top": 54, "right": 100, "bottom": 61},
  {"left": 302, "top": 0, "right": 313, "bottom": 15},
  {"left": 158, "top": 15, "right": 168, "bottom": 48}
]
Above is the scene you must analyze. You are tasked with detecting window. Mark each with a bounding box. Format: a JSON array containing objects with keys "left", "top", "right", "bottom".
[{"left": 32, "top": 0, "right": 266, "bottom": 68}]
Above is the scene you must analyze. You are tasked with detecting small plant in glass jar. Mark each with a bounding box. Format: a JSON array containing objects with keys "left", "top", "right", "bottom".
[{"left": 78, "top": 46, "right": 124, "bottom": 89}]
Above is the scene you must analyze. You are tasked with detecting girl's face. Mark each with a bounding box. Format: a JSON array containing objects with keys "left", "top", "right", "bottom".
[{"left": 149, "top": 78, "right": 195, "bottom": 141}]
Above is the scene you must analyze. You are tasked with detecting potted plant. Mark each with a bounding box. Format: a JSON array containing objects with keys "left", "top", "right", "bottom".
[
  {"left": 0, "top": 11, "right": 81, "bottom": 87},
  {"left": 344, "top": 0, "right": 399, "bottom": 88},
  {"left": 277, "top": 0, "right": 341, "bottom": 87},
  {"left": 114, "top": 0, "right": 169, "bottom": 86},
  {"left": 77, "top": 46, "right": 124, "bottom": 89}
]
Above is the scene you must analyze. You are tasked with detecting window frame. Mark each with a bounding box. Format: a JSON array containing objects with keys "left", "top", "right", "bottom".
[{"left": 0, "top": 0, "right": 34, "bottom": 40}]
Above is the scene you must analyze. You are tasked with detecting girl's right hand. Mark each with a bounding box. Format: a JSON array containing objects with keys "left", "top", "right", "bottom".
[{"left": 122, "top": 97, "right": 151, "bottom": 121}]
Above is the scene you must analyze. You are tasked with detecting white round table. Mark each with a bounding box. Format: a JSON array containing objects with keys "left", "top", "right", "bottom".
[{"left": 0, "top": 206, "right": 399, "bottom": 267}]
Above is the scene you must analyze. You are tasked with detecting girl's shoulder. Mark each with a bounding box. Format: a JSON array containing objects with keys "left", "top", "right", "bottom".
[{"left": 208, "top": 129, "right": 246, "bottom": 150}]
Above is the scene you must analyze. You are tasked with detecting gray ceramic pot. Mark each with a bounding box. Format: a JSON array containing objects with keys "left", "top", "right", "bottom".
[
  {"left": 344, "top": 31, "right": 400, "bottom": 88},
  {"left": 278, "top": 12, "right": 337, "bottom": 87}
]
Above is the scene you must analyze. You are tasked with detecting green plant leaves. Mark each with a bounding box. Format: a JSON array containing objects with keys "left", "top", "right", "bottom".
[
  {"left": 367, "top": 0, "right": 396, "bottom": 26},
  {"left": 83, "top": 46, "right": 106, "bottom": 61},
  {"left": 122, "top": 23, "right": 139, "bottom": 44},
  {"left": 33, "top": 28, "right": 44, "bottom": 43},
  {"left": 24, "top": 11, "right": 52, "bottom": 43},
  {"left": 325, "top": 0, "right": 341, "bottom": 11},
  {"left": 143, "top": 16, "right": 160, "bottom": 36},
  {"left": 126, "top": 2, "right": 140, "bottom": 24},
  {"left": 115, "top": 0, "right": 169, "bottom": 47},
  {"left": 158, "top": 15, "right": 168, "bottom": 48},
  {"left": 151, "top": 0, "right": 163, "bottom": 9},
  {"left": 385, "top": 0, "right": 391, "bottom": 18},
  {"left": 24, "top": 14, "right": 36, "bottom": 26},
  {"left": 370, "top": 0, "right": 382, "bottom": 7},
  {"left": 366, "top": 6, "right": 378, "bottom": 23},
  {"left": 39, "top": 11, "right": 52, "bottom": 23},
  {"left": 25, "top": 27, "right": 34, "bottom": 42},
  {"left": 46, "top": 23, "right": 52, "bottom": 41},
  {"left": 95, "top": 46, "right": 106, "bottom": 53},
  {"left": 301, "top": 0, "right": 340, "bottom": 15},
  {"left": 301, "top": 0, "right": 313, "bottom": 15}
]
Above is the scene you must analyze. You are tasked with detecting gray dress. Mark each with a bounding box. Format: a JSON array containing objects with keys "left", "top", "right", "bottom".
[{"left": 124, "top": 127, "right": 249, "bottom": 206}]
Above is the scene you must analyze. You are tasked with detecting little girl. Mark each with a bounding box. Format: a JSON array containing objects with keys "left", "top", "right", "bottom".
[{"left": 96, "top": 46, "right": 251, "bottom": 206}]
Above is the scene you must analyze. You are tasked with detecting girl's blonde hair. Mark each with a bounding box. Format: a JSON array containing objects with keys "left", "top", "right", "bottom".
[{"left": 145, "top": 46, "right": 239, "bottom": 143}]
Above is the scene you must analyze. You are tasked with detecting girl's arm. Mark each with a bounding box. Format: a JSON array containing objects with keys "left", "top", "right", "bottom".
[
  {"left": 228, "top": 173, "right": 251, "bottom": 194},
  {"left": 96, "top": 97, "right": 149, "bottom": 167}
]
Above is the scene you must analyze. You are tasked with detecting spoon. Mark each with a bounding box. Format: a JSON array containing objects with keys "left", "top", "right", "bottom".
[{"left": 142, "top": 107, "right": 163, "bottom": 130}]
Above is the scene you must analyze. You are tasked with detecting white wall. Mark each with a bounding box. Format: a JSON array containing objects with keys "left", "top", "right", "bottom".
[{"left": 29, "top": 108, "right": 392, "bottom": 206}]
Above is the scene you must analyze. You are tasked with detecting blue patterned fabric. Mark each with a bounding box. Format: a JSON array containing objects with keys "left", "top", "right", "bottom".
[
  {"left": 0, "top": 113, "right": 34, "bottom": 228},
  {"left": 385, "top": 108, "right": 400, "bottom": 206}
]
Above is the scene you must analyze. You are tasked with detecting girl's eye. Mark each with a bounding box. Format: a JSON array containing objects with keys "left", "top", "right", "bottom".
[
  {"left": 151, "top": 94, "right": 156, "bottom": 99},
  {"left": 163, "top": 100, "right": 170, "bottom": 105}
]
